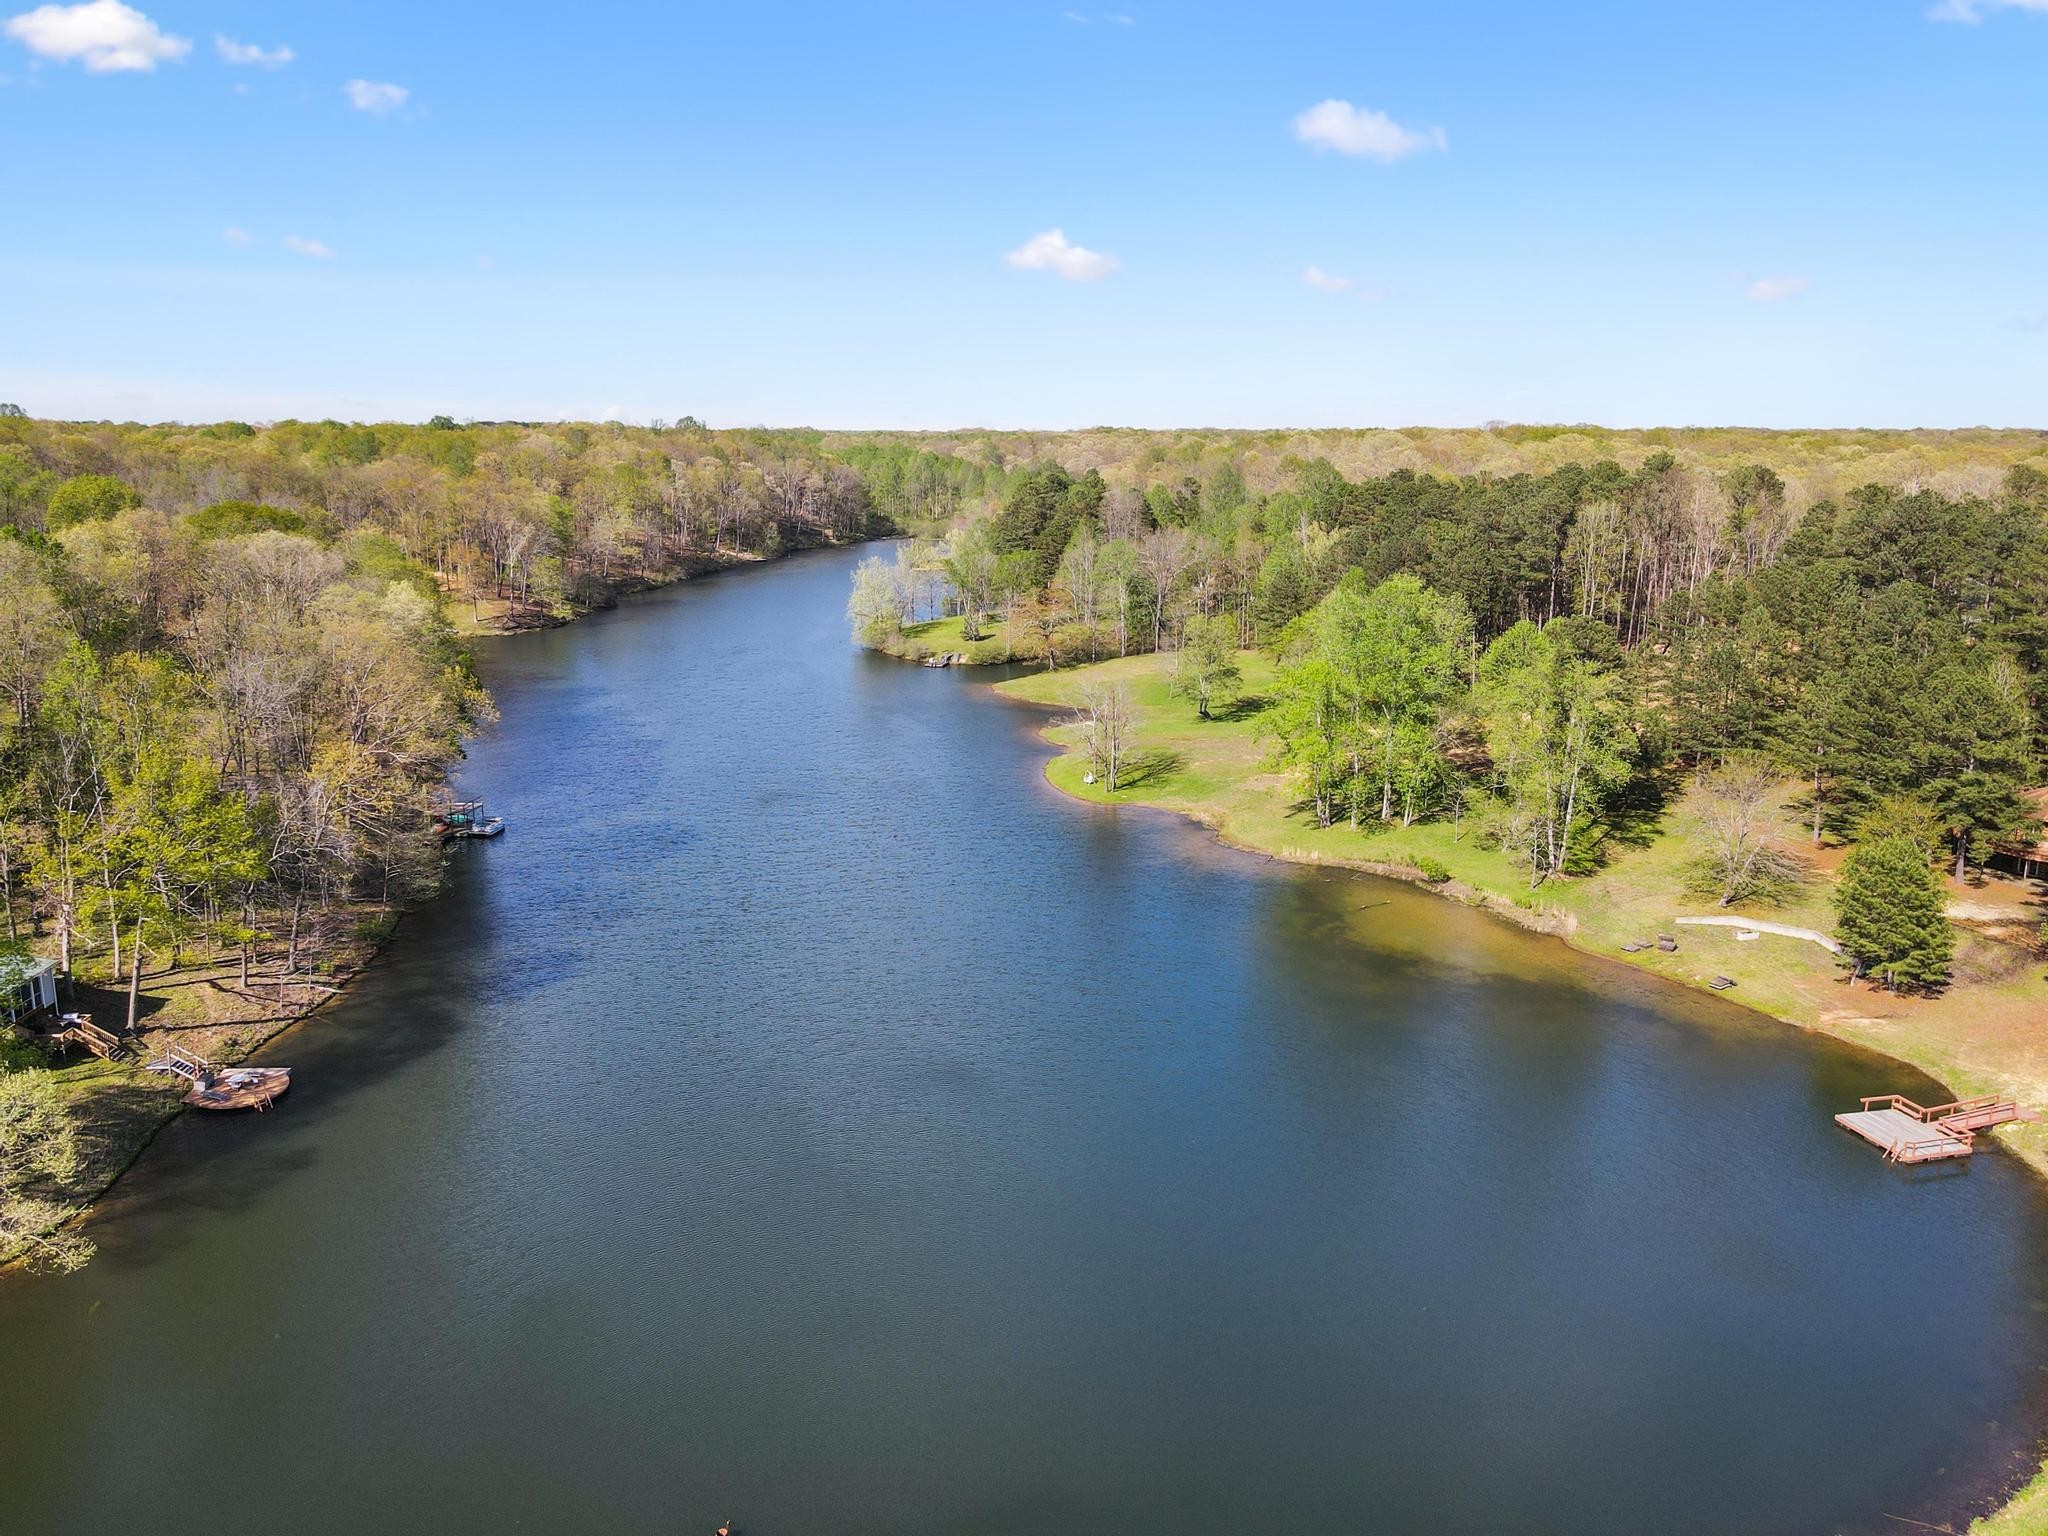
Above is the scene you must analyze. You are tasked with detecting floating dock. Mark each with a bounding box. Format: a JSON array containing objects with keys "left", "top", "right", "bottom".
[{"left": 1835, "top": 1094, "right": 2027, "bottom": 1163}]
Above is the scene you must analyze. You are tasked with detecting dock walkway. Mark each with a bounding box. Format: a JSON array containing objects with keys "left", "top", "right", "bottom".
[{"left": 1835, "top": 1094, "right": 2026, "bottom": 1163}]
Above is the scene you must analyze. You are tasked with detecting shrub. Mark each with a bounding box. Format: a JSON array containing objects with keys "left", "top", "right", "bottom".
[
  {"left": 1414, "top": 855, "right": 1452, "bottom": 884},
  {"left": 352, "top": 912, "right": 399, "bottom": 946}
]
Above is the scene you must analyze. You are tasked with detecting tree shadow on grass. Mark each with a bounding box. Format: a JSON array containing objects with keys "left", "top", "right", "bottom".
[
  {"left": 1212, "top": 692, "right": 1270, "bottom": 724},
  {"left": 1118, "top": 750, "right": 1185, "bottom": 789},
  {"left": 1602, "top": 761, "right": 1682, "bottom": 852}
]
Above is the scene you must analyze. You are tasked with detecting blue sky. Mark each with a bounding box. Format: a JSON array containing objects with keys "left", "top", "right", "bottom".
[{"left": 2, "top": 0, "right": 2044, "bottom": 428}]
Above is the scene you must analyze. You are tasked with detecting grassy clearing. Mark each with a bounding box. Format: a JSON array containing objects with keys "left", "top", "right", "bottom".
[
  {"left": 1002, "top": 647, "right": 2048, "bottom": 1528},
  {"left": 875, "top": 615, "right": 1012, "bottom": 665}
]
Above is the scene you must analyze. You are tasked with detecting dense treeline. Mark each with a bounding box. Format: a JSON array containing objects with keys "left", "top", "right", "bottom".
[
  {"left": 1, "top": 415, "right": 897, "bottom": 623},
  {"left": 0, "top": 519, "right": 484, "bottom": 1001}
]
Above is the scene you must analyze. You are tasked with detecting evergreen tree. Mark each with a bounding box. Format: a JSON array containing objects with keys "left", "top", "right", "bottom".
[{"left": 1834, "top": 836, "right": 1954, "bottom": 992}]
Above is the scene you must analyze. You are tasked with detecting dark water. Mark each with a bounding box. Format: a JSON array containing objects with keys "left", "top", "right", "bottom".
[{"left": 6, "top": 543, "right": 2048, "bottom": 1536}]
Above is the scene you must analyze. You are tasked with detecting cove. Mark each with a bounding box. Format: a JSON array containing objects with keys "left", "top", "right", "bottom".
[{"left": 4, "top": 541, "right": 2047, "bottom": 1536}]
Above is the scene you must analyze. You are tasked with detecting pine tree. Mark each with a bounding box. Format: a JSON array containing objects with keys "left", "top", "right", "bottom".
[{"left": 1834, "top": 836, "right": 1954, "bottom": 992}]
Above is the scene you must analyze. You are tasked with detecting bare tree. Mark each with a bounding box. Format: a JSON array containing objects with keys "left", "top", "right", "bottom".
[
  {"left": 1692, "top": 753, "right": 1803, "bottom": 906},
  {"left": 1137, "top": 526, "right": 1199, "bottom": 653},
  {"left": 1069, "top": 680, "right": 1137, "bottom": 792}
]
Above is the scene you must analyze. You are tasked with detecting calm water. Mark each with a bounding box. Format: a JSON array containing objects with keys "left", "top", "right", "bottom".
[{"left": 5, "top": 543, "right": 2048, "bottom": 1535}]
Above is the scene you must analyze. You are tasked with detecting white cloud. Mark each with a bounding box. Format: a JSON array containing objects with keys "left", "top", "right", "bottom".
[
  {"left": 1746, "top": 275, "right": 1809, "bottom": 302},
  {"left": 343, "top": 77, "right": 407, "bottom": 115},
  {"left": 1292, "top": 99, "right": 1445, "bottom": 162},
  {"left": 1303, "top": 265, "right": 1354, "bottom": 294},
  {"left": 221, "top": 226, "right": 253, "bottom": 247},
  {"left": 1929, "top": 0, "right": 2048, "bottom": 20},
  {"left": 282, "top": 234, "right": 335, "bottom": 259},
  {"left": 3, "top": 1, "right": 189, "bottom": 72},
  {"left": 215, "top": 35, "right": 292, "bottom": 68},
  {"left": 1006, "top": 227, "right": 1119, "bottom": 282}
]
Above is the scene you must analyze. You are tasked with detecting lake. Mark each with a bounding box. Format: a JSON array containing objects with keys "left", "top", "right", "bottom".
[{"left": 4, "top": 541, "right": 2047, "bottom": 1535}]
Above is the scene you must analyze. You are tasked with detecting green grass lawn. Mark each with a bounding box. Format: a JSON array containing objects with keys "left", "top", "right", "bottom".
[{"left": 880, "top": 615, "right": 1012, "bottom": 665}]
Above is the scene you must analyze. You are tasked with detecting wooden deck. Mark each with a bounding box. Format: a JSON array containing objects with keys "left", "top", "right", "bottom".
[
  {"left": 148, "top": 1043, "right": 292, "bottom": 1111},
  {"left": 182, "top": 1067, "right": 291, "bottom": 1111},
  {"left": 1835, "top": 1094, "right": 2028, "bottom": 1164}
]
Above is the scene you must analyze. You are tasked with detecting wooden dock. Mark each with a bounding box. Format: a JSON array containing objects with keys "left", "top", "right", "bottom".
[
  {"left": 1835, "top": 1094, "right": 2027, "bottom": 1163},
  {"left": 147, "top": 1043, "right": 292, "bottom": 1111}
]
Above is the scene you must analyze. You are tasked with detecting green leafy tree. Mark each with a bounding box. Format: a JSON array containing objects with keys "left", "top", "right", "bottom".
[
  {"left": 44, "top": 474, "right": 140, "bottom": 531},
  {"left": 1834, "top": 836, "right": 1954, "bottom": 992},
  {"left": 943, "top": 521, "right": 1000, "bottom": 640},
  {"left": 1268, "top": 654, "right": 1346, "bottom": 827},
  {"left": 1320, "top": 574, "right": 1473, "bottom": 825},
  {"left": 0, "top": 1066, "right": 94, "bottom": 1272},
  {"left": 98, "top": 747, "right": 264, "bottom": 1030},
  {"left": 1172, "top": 613, "right": 1243, "bottom": 720},
  {"left": 1478, "top": 620, "right": 1638, "bottom": 886}
]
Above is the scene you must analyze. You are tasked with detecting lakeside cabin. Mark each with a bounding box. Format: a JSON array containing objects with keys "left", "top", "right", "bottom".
[
  {"left": 1990, "top": 787, "right": 2048, "bottom": 882},
  {"left": 1, "top": 954, "right": 59, "bottom": 1034}
]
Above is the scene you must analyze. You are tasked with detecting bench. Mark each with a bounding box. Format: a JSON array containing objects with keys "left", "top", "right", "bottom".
[{"left": 50, "top": 1015, "right": 123, "bottom": 1061}]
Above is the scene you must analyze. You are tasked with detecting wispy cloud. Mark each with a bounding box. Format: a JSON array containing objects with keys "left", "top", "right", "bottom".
[
  {"left": 215, "top": 34, "right": 291, "bottom": 68},
  {"left": 1929, "top": 0, "right": 2048, "bottom": 21},
  {"left": 2010, "top": 310, "right": 2048, "bottom": 333},
  {"left": 3, "top": 1, "right": 188, "bottom": 72},
  {"left": 1292, "top": 99, "right": 1445, "bottom": 163},
  {"left": 1303, "top": 265, "right": 1354, "bottom": 294},
  {"left": 1006, "top": 228, "right": 1120, "bottom": 282},
  {"left": 282, "top": 234, "right": 336, "bottom": 259},
  {"left": 221, "top": 226, "right": 253, "bottom": 247},
  {"left": 1062, "top": 9, "right": 1135, "bottom": 22},
  {"left": 343, "top": 77, "right": 408, "bottom": 115},
  {"left": 1746, "top": 275, "right": 1809, "bottom": 302}
]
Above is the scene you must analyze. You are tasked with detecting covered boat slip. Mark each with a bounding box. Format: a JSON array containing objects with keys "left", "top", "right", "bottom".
[{"left": 1836, "top": 1094, "right": 2029, "bottom": 1164}]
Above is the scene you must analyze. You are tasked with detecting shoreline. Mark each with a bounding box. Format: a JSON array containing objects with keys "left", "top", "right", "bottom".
[
  {"left": 987, "top": 667, "right": 2048, "bottom": 1534},
  {"left": 7, "top": 533, "right": 881, "bottom": 1273},
  {"left": 986, "top": 667, "right": 2047, "bottom": 1168}
]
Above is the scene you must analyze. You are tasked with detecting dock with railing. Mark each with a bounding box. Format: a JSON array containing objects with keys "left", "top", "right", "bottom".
[
  {"left": 147, "top": 1043, "right": 292, "bottom": 1111},
  {"left": 1835, "top": 1094, "right": 2029, "bottom": 1163}
]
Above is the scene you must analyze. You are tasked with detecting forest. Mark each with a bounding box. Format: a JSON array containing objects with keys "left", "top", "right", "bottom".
[{"left": 850, "top": 440, "right": 2048, "bottom": 999}]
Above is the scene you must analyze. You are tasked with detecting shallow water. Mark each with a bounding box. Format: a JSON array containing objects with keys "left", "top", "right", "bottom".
[{"left": 4, "top": 543, "right": 2047, "bottom": 1536}]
